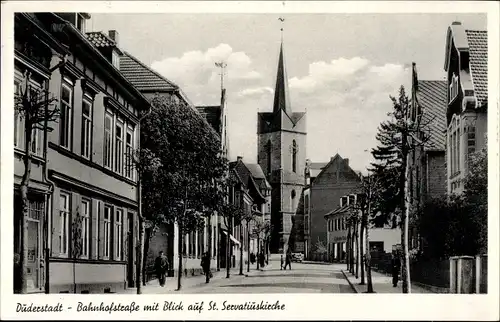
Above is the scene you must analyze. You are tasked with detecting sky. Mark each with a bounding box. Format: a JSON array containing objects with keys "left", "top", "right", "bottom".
[{"left": 89, "top": 13, "right": 486, "bottom": 173}]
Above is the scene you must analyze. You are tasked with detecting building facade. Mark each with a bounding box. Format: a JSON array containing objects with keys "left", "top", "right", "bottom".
[
  {"left": 257, "top": 42, "right": 306, "bottom": 254},
  {"left": 443, "top": 22, "right": 487, "bottom": 195},
  {"left": 407, "top": 64, "right": 448, "bottom": 251},
  {"left": 307, "top": 154, "right": 361, "bottom": 261},
  {"left": 14, "top": 13, "right": 151, "bottom": 293}
]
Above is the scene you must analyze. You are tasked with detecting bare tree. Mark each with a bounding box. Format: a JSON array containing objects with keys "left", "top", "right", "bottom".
[{"left": 14, "top": 71, "right": 59, "bottom": 294}]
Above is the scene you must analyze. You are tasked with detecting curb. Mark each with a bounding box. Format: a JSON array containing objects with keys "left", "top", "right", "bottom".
[{"left": 341, "top": 269, "right": 359, "bottom": 293}]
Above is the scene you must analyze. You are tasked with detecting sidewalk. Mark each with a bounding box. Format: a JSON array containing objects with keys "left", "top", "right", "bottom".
[
  {"left": 341, "top": 268, "right": 434, "bottom": 293},
  {"left": 120, "top": 266, "right": 267, "bottom": 294}
]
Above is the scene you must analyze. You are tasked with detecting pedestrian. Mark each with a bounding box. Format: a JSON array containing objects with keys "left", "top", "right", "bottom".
[
  {"left": 280, "top": 254, "right": 284, "bottom": 270},
  {"left": 284, "top": 251, "right": 292, "bottom": 270},
  {"left": 391, "top": 251, "right": 401, "bottom": 287},
  {"left": 259, "top": 252, "right": 265, "bottom": 268},
  {"left": 154, "top": 251, "right": 169, "bottom": 287},
  {"left": 201, "top": 252, "right": 211, "bottom": 283}
]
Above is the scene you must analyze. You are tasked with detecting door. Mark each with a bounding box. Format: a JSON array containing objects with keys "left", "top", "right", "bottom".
[{"left": 127, "top": 213, "right": 135, "bottom": 287}]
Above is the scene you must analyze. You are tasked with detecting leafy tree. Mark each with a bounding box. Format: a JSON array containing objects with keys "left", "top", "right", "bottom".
[
  {"left": 138, "top": 94, "right": 226, "bottom": 291},
  {"left": 71, "top": 207, "right": 83, "bottom": 293},
  {"left": 463, "top": 143, "right": 487, "bottom": 254},
  {"left": 370, "top": 85, "right": 430, "bottom": 293},
  {"left": 14, "top": 71, "right": 59, "bottom": 294}
]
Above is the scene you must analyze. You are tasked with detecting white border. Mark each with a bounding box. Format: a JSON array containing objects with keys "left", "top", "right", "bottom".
[{"left": 1, "top": 1, "right": 499, "bottom": 321}]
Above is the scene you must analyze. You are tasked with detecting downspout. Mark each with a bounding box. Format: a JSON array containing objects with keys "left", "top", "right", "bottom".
[{"left": 42, "top": 55, "right": 68, "bottom": 294}]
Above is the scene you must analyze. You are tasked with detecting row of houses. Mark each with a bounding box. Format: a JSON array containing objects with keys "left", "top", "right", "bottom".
[
  {"left": 291, "top": 20, "right": 487, "bottom": 262},
  {"left": 13, "top": 12, "right": 271, "bottom": 294}
]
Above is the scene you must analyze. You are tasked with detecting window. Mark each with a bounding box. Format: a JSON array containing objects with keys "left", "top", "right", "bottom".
[
  {"left": 290, "top": 190, "right": 296, "bottom": 212},
  {"left": 14, "top": 81, "right": 20, "bottom": 147},
  {"left": 59, "top": 193, "right": 70, "bottom": 256},
  {"left": 125, "top": 125, "right": 135, "bottom": 179},
  {"left": 305, "top": 194, "right": 310, "bottom": 214},
  {"left": 115, "top": 119, "right": 124, "bottom": 174},
  {"left": 292, "top": 140, "right": 297, "bottom": 173},
  {"left": 449, "top": 73, "right": 459, "bottom": 103},
  {"left": 348, "top": 195, "right": 355, "bottom": 206},
  {"left": 467, "top": 126, "right": 476, "bottom": 156},
  {"left": 448, "top": 115, "right": 462, "bottom": 175},
  {"left": 59, "top": 82, "right": 73, "bottom": 149},
  {"left": 112, "top": 51, "right": 120, "bottom": 69},
  {"left": 304, "top": 215, "right": 309, "bottom": 232},
  {"left": 81, "top": 96, "right": 93, "bottom": 159},
  {"left": 81, "top": 199, "right": 90, "bottom": 258},
  {"left": 104, "top": 205, "right": 112, "bottom": 258},
  {"left": 104, "top": 111, "right": 113, "bottom": 168},
  {"left": 75, "top": 13, "right": 86, "bottom": 32},
  {"left": 31, "top": 128, "right": 40, "bottom": 155},
  {"left": 115, "top": 209, "right": 123, "bottom": 260}
]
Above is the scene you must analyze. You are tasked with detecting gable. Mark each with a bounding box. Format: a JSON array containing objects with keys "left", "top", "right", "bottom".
[{"left": 313, "top": 155, "right": 361, "bottom": 186}]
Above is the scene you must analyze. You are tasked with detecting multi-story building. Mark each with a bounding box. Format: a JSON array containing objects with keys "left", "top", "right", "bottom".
[
  {"left": 443, "top": 22, "right": 487, "bottom": 195},
  {"left": 14, "top": 13, "right": 151, "bottom": 293},
  {"left": 407, "top": 63, "right": 448, "bottom": 250},
  {"left": 86, "top": 33, "right": 224, "bottom": 278},
  {"left": 307, "top": 154, "right": 361, "bottom": 261}
]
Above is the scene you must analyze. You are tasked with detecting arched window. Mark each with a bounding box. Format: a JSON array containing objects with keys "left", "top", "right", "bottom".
[
  {"left": 290, "top": 190, "right": 296, "bottom": 212},
  {"left": 267, "top": 140, "right": 272, "bottom": 175},
  {"left": 292, "top": 140, "right": 297, "bottom": 173}
]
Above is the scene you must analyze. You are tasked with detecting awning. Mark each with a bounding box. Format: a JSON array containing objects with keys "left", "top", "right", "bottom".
[{"left": 222, "top": 230, "right": 241, "bottom": 246}]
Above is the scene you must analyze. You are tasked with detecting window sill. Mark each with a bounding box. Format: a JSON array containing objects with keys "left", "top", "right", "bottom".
[
  {"left": 14, "top": 148, "right": 46, "bottom": 163},
  {"left": 449, "top": 171, "right": 462, "bottom": 180}
]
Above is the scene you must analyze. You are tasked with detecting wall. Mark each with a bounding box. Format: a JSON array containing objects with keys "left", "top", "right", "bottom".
[
  {"left": 369, "top": 227, "right": 401, "bottom": 253},
  {"left": 426, "top": 152, "right": 447, "bottom": 199}
]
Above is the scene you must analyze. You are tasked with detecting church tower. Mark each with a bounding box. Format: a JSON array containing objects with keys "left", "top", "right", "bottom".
[{"left": 257, "top": 38, "right": 307, "bottom": 254}]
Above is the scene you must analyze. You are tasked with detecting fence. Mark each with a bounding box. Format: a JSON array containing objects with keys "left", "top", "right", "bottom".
[{"left": 370, "top": 251, "right": 487, "bottom": 294}]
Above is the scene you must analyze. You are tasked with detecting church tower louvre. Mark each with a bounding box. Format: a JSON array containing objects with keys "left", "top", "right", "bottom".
[{"left": 257, "top": 33, "right": 307, "bottom": 254}]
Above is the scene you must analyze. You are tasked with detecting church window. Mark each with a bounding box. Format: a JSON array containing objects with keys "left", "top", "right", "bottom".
[{"left": 292, "top": 140, "right": 297, "bottom": 173}]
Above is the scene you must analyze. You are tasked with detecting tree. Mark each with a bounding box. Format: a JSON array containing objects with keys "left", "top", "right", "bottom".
[
  {"left": 218, "top": 199, "right": 245, "bottom": 278},
  {"left": 14, "top": 71, "right": 59, "bottom": 294},
  {"left": 370, "top": 85, "right": 430, "bottom": 293},
  {"left": 463, "top": 143, "right": 488, "bottom": 254},
  {"left": 138, "top": 94, "right": 226, "bottom": 291},
  {"left": 314, "top": 238, "right": 328, "bottom": 259},
  {"left": 71, "top": 207, "right": 83, "bottom": 294}
]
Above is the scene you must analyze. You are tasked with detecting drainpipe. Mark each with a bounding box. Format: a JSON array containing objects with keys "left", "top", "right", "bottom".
[{"left": 42, "top": 55, "right": 68, "bottom": 294}]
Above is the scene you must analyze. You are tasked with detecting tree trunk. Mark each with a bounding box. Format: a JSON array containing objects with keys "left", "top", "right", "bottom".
[
  {"left": 207, "top": 215, "right": 212, "bottom": 273},
  {"left": 177, "top": 223, "right": 183, "bottom": 290},
  {"left": 19, "top": 122, "right": 33, "bottom": 294},
  {"left": 359, "top": 219, "right": 365, "bottom": 285},
  {"left": 246, "top": 221, "right": 250, "bottom": 273},
  {"left": 136, "top": 216, "right": 145, "bottom": 294},
  {"left": 142, "top": 227, "right": 152, "bottom": 286},
  {"left": 365, "top": 212, "right": 374, "bottom": 293},
  {"left": 256, "top": 236, "right": 260, "bottom": 270},
  {"left": 355, "top": 219, "right": 359, "bottom": 279},
  {"left": 346, "top": 225, "right": 351, "bottom": 271},
  {"left": 401, "top": 140, "right": 411, "bottom": 293},
  {"left": 226, "top": 221, "right": 231, "bottom": 278},
  {"left": 239, "top": 223, "right": 244, "bottom": 275}
]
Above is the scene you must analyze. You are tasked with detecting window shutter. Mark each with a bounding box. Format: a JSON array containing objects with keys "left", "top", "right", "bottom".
[
  {"left": 98, "top": 201, "right": 105, "bottom": 259},
  {"left": 122, "top": 211, "right": 128, "bottom": 261},
  {"left": 52, "top": 195, "right": 62, "bottom": 257},
  {"left": 91, "top": 200, "right": 99, "bottom": 259}
]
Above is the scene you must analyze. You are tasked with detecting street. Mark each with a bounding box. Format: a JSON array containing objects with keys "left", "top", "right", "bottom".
[{"left": 175, "top": 262, "right": 354, "bottom": 294}]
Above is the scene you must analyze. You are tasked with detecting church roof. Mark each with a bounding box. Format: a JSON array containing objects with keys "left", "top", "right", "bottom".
[{"left": 273, "top": 42, "right": 292, "bottom": 116}]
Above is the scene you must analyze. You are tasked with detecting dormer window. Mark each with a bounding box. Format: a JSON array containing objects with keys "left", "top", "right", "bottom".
[
  {"left": 112, "top": 50, "right": 120, "bottom": 69},
  {"left": 76, "top": 14, "right": 86, "bottom": 32},
  {"left": 348, "top": 195, "right": 355, "bottom": 206},
  {"left": 449, "top": 73, "right": 459, "bottom": 103}
]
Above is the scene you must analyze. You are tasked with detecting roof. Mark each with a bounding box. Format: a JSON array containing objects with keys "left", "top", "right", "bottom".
[
  {"left": 246, "top": 163, "right": 271, "bottom": 190},
  {"left": 417, "top": 80, "right": 447, "bottom": 151},
  {"left": 119, "top": 51, "right": 178, "bottom": 92},
  {"left": 229, "top": 160, "right": 266, "bottom": 201},
  {"left": 196, "top": 105, "right": 221, "bottom": 134},
  {"left": 465, "top": 30, "right": 488, "bottom": 107},
  {"left": 324, "top": 204, "right": 353, "bottom": 219},
  {"left": 273, "top": 42, "right": 292, "bottom": 115},
  {"left": 86, "top": 31, "right": 116, "bottom": 48}
]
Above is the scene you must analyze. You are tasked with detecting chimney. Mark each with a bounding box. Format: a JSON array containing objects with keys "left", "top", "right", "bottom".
[
  {"left": 452, "top": 21, "right": 462, "bottom": 26},
  {"left": 330, "top": 156, "right": 335, "bottom": 162},
  {"left": 237, "top": 156, "right": 243, "bottom": 162},
  {"left": 344, "top": 158, "right": 349, "bottom": 167},
  {"left": 108, "top": 30, "right": 119, "bottom": 45}
]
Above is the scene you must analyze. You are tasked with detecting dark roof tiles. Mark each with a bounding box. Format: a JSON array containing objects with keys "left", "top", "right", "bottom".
[
  {"left": 465, "top": 30, "right": 488, "bottom": 107},
  {"left": 86, "top": 31, "right": 116, "bottom": 48},
  {"left": 417, "top": 80, "right": 447, "bottom": 151}
]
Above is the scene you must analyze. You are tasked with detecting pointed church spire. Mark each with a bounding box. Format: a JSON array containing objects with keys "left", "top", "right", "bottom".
[{"left": 273, "top": 18, "right": 292, "bottom": 115}]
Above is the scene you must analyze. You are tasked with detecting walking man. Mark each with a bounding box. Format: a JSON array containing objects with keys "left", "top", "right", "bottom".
[
  {"left": 155, "top": 251, "right": 169, "bottom": 287},
  {"left": 391, "top": 251, "right": 401, "bottom": 287},
  {"left": 284, "top": 251, "right": 292, "bottom": 270},
  {"left": 201, "top": 252, "right": 211, "bottom": 283},
  {"left": 280, "top": 254, "right": 284, "bottom": 270}
]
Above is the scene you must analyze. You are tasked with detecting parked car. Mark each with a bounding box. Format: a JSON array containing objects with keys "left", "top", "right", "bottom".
[{"left": 291, "top": 252, "right": 304, "bottom": 262}]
